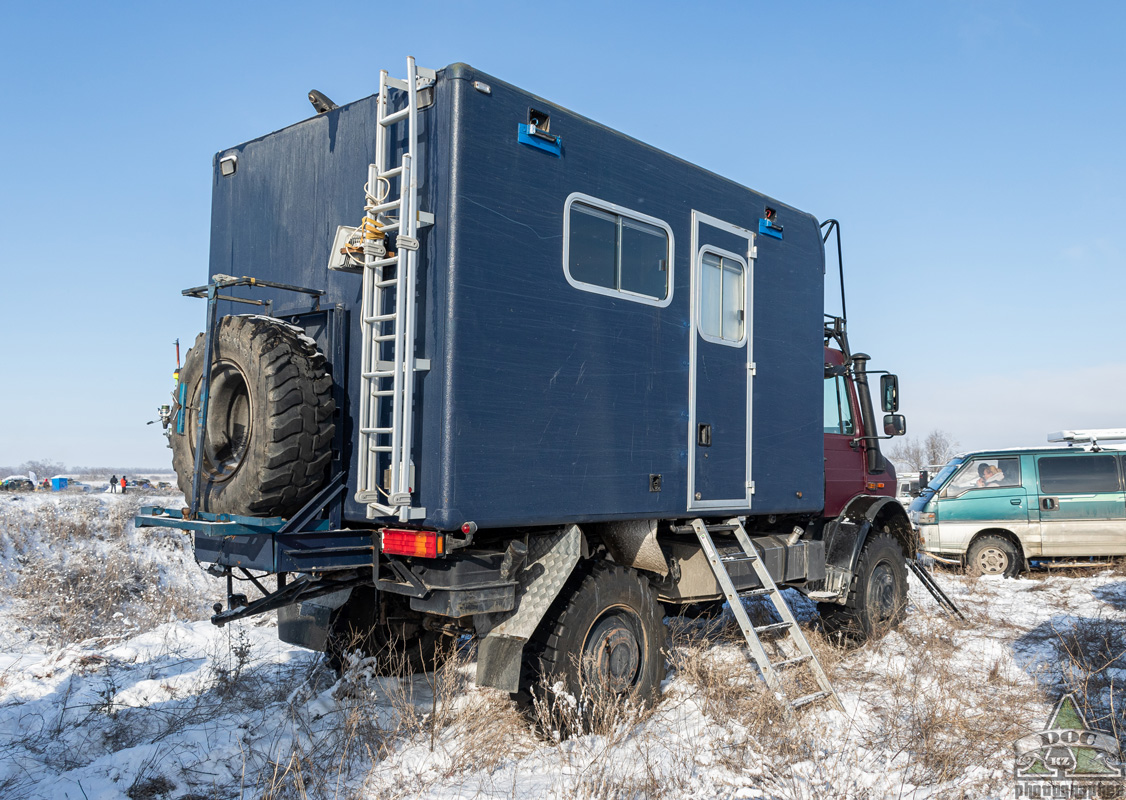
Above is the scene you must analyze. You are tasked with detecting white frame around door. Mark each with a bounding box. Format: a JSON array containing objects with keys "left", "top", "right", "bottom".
[{"left": 687, "top": 210, "right": 757, "bottom": 512}]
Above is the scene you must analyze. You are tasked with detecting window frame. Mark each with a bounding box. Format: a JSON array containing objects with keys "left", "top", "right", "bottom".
[
  {"left": 696, "top": 245, "right": 748, "bottom": 348},
  {"left": 562, "top": 192, "right": 675, "bottom": 308}
]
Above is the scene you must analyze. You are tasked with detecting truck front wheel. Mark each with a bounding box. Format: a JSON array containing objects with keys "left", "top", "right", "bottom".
[
  {"left": 819, "top": 531, "right": 907, "bottom": 639},
  {"left": 517, "top": 562, "right": 666, "bottom": 726}
]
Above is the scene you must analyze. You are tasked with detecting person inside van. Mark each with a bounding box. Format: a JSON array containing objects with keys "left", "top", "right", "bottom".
[{"left": 976, "top": 463, "right": 1002, "bottom": 487}]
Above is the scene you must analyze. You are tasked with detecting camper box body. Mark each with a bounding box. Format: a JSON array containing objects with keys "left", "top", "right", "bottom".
[{"left": 206, "top": 63, "right": 826, "bottom": 531}]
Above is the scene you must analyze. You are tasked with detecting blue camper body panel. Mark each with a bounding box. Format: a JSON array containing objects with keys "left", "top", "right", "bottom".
[{"left": 206, "top": 63, "right": 825, "bottom": 530}]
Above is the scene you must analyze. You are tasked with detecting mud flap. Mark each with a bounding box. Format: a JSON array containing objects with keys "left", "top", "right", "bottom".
[
  {"left": 277, "top": 588, "right": 354, "bottom": 651},
  {"left": 474, "top": 524, "right": 582, "bottom": 692}
]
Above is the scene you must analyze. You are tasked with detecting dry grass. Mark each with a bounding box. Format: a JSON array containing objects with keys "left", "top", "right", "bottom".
[{"left": 4, "top": 498, "right": 207, "bottom": 646}]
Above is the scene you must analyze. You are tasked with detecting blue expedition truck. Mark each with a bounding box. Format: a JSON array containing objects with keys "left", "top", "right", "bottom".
[{"left": 138, "top": 58, "right": 914, "bottom": 710}]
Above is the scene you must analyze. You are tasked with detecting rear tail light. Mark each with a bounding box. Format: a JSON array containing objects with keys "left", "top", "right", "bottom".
[{"left": 381, "top": 528, "right": 444, "bottom": 558}]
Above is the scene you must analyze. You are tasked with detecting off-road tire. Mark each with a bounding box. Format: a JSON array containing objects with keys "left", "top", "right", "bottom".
[
  {"left": 515, "top": 562, "right": 667, "bottom": 725},
  {"left": 819, "top": 531, "right": 908, "bottom": 639},
  {"left": 967, "top": 534, "right": 1022, "bottom": 578},
  {"left": 325, "top": 588, "right": 453, "bottom": 676},
  {"left": 171, "top": 315, "right": 334, "bottom": 517}
]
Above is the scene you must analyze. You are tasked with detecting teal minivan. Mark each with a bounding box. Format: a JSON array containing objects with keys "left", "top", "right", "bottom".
[{"left": 910, "top": 442, "right": 1126, "bottom": 576}]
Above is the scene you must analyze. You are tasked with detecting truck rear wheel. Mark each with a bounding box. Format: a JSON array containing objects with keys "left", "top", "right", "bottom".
[
  {"left": 819, "top": 531, "right": 907, "bottom": 639},
  {"left": 171, "top": 315, "right": 334, "bottom": 517},
  {"left": 326, "top": 589, "right": 454, "bottom": 676},
  {"left": 516, "top": 562, "right": 666, "bottom": 727}
]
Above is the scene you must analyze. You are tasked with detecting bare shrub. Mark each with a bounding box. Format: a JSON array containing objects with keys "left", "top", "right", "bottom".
[{"left": 1051, "top": 616, "right": 1126, "bottom": 745}]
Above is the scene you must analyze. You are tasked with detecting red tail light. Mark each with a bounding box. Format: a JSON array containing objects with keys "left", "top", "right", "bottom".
[{"left": 381, "top": 528, "right": 444, "bottom": 558}]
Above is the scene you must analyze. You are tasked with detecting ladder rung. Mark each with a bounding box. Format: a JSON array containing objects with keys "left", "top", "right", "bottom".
[
  {"left": 371, "top": 263, "right": 400, "bottom": 276},
  {"left": 368, "top": 200, "right": 400, "bottom": 214},
  {"left": 372, "top": 334, "right": 396, "bottom": 342},
  {"left": 770, "top": 655, "right": 811, "bottom": 670},
  {"left": 379, "top": 166, "right": 403, "bottom": 179},
  {"left": 791, "top": 691, "right": 832, "bottom": 709},
  {"left": 721, "top": 553, "right": 759, "bottom": 564},
  {"left": 360, "top": 427, "right": 393, "bottom": 435},
  {"left": 741, "top": 587, "right": 774, "bottom": 598},
  {"left": 361, "top": 370, "right": 394, "bottom": 379},
  {"left": 364, "top": 313, "right": 397, "bottom": 323},
  {"left": 368, "top": 445, "right": 392, "bottom": 453},
  {"left": 753, "top": 622, "right": 792, "bottom": 635},
  {"left": 381, "top": 107, "right": 409, "bottom": 126},
  {"left": 370, "top": 389, "right": 394, "bottom": 397}
]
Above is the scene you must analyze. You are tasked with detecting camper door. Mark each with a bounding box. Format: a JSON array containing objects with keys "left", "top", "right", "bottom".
[{"left": 688, "top": 212, "right": 755, "bottom": 511}]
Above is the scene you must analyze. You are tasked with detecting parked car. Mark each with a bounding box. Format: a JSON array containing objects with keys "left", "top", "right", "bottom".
[
  {"left": 895, "top": 472, "right": 920, "bottom": 508},
  {"left": 1, "top": 476, "right": 35, "bottom": 492},
  {"left": 911, "top": 432, "right": 1126, "bottom": 575}
]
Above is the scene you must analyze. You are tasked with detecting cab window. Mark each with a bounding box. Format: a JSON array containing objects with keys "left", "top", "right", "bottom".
[{"left": 823, "top": 375, "right": 854, "bottom": 435}]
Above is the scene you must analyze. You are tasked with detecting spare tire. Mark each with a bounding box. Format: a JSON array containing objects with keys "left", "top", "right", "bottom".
[{"left": 171, "top": 315, "right": 335, "bottom": 517}]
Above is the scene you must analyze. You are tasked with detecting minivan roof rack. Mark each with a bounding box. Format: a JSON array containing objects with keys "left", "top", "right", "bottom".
[{"left": 1048, "top": 429, "right": 1126, "bottom": 447}]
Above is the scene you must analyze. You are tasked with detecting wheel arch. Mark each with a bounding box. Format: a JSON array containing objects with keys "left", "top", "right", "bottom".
[
  {"left": 820, "top": 495, "right": 914, "bottom": 604},
  {"left": 826, "top": 495, "right": 915, "bottom": 570}
]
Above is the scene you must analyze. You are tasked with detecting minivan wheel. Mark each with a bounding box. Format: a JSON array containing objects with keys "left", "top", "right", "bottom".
[{"left": 967, "top": 535, "right": 1021, "bottom": 577}]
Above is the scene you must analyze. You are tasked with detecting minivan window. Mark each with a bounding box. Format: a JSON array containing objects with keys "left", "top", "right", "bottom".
[
  {"left": 945, "top": 457, "right": 1021, "bottom": 495},
  {"left": 1037, "top": 455, "right": 1121, "bottom": 494}
]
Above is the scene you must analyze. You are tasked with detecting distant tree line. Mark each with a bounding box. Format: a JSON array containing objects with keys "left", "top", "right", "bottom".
[
  {"left": 887, "top": 430, "right": 960, "bottom": 472},
  {"left": 0, "top": 460, "right": 172, "bottom": 478}
]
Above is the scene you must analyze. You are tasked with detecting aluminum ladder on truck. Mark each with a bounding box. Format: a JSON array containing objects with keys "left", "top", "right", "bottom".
[
  {"left": 689, "top": 518, "right": 844, "bottom": 713},
  {"left": 351, "top": 56, "right": 435, "bottom": 520}
]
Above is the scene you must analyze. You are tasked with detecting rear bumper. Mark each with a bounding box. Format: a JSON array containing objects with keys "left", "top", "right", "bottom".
[{"left": 134, "top": 506, "right": 375, "bottom": 572}]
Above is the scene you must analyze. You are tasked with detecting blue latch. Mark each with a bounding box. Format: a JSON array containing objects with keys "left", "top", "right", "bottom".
[
  {"left": 758, "top": 218, "right": 783, "bottom": 240},
  {"left": 518, "top": 123, "right": 562, "bottom": 157}
]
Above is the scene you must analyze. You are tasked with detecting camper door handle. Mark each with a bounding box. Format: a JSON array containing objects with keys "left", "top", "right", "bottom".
[
  {"left": 1041, "top": 497, "right": 1058, "bottom": 511},
  {"left": 698, "top": 424, "right": 712, "bottom": 447}
]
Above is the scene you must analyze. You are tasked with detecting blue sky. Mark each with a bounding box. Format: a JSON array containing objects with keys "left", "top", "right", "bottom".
[{"left": 1, "top": 0, "right": 1124, "bottom": 467}]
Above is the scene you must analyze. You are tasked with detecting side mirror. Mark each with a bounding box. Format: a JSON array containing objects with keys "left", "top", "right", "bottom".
[
  {"left": 880, "top": 374, "right": 899, "bottom": 412},
  {"left": 883, "top": 414, "right": 906, "bottom": 436},
  {"left": 919, "top": 470, "right": 930, "bottom": 490}
]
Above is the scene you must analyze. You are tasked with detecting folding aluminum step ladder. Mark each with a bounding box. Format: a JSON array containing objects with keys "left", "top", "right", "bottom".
[
  {"left": 349, "top": 56, "right": 435, "bottom": 520},
  {"left": 689, "top": 518, "right": 843, "bottom": 712}
]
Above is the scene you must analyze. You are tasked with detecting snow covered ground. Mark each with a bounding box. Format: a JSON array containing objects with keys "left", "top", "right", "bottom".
[{"left": 1, "top": 493, "right": 1123, "bottom": 799}]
